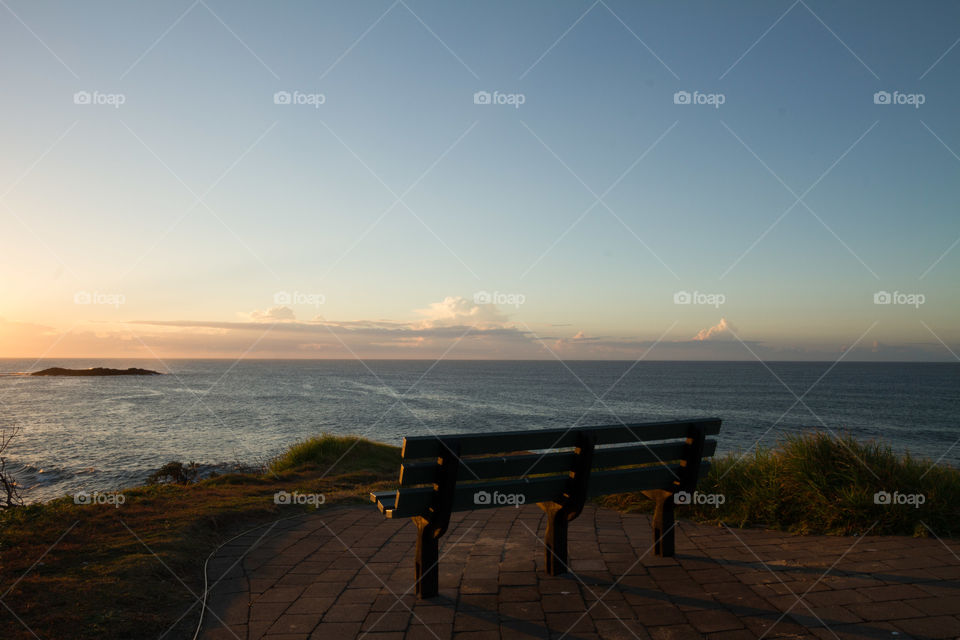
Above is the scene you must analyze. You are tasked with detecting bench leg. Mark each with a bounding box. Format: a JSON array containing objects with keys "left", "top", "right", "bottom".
[
  {"left": 414, "top": 518, "right": 439, "bottom": 599},
  {"left": 652, "top": 493, "right": 675, "bottom": 557},
  {"left": 539, "top": 503, "right": 569, "bottom": 575}
]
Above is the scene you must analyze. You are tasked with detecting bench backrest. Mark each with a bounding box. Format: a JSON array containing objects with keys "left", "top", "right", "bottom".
[{"left": 382, "top": 418, "right": 720, "bottom": 518}]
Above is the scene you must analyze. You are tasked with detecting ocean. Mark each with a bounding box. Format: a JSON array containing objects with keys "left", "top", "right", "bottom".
[{"left": 1, "top": 359, "right": 958, "bottom": 503}]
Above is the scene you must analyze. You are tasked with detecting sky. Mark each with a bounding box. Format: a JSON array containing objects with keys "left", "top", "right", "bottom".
[{"left": 1, "top": 0, "right": 959, "bottom": 361}]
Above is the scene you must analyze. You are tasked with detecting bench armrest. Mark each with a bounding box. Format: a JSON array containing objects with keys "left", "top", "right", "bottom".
[{"left": 370, "top": 490, "right": 397, "bottom": 517}]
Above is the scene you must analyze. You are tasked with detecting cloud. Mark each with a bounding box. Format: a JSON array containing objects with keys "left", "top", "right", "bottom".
[
  {"left": 0, "top": 317, "right": 148, "bottom": 359},
  {"left": 109, "top": 295, "right": 535, "bottom": 358},
  {"left": 693, "top": 317, "right": 735, "bottom": 341},
  {"left": 414, "top": 296, "right": 509, "bottom": 329},
  {"left": 552, "top": 329, "right": 596, "bottom": 350},
  {"left": 4, "top": 300, "right": 957, "bottom": 362},
  {"left": 243, "top": 306, "right": 296, "bottom": 322}
]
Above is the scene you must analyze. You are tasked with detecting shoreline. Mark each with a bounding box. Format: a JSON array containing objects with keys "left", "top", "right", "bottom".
[{"left": 7, "top": 431, "right": 959, "bottom": 535}]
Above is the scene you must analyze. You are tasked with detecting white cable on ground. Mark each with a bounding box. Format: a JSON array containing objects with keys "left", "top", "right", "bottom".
[{"left": 192, "top": 506, "right": 352, "bottom": 640}]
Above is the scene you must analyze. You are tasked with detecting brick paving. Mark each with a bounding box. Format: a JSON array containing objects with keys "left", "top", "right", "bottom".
[{"left": 200, "top": 505, "right": 960, "bottom": 639}]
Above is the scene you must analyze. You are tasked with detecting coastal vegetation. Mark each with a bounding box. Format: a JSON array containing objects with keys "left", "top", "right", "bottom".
[
  {"left": 0, "top": 435, "right": 398, "bottom": 639},
  {"left": 599, "top": 431, "right": 960, "bottom": 537},
  {"left": 0, "top": 425, "right": 23, "bottom": 509}
]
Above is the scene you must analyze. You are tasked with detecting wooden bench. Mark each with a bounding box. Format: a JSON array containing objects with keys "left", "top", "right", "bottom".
[{"left": 371, "top": 417, "right": 721, "bottom": 598}]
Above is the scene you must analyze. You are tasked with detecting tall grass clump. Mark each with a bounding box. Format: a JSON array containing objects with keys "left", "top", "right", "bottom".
[
  {"left": 599, "top": 431, "right": 960, "bottom": 537},
  {"left": 267, "top": 434, "right": 398, "bottom": 477}
]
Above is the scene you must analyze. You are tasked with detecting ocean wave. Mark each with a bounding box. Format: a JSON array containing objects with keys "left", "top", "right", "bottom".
[
  {"left": 11, "top": 459, "right": 255, "bottom": 504},
  {"left": 106, "top": 389, "right": 165, "bottom": 401},
  {"left": 4, "top": 460, "right": 75, "bottom": 488}
]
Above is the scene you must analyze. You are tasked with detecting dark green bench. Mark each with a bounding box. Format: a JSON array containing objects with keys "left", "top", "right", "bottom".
[{"left": 371, "top": 417, "right": 721, "bottom": 598}]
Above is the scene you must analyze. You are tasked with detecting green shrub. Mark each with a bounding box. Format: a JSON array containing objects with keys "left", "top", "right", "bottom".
[
  {"left": 267, "top": 434, "right": 398, "bottom": 476},
  {"left": 599, "top": 431, "right": 960, "bottom": 537},
  {"left": 146, "top": 461, "right": 199, "bottom": 485}
]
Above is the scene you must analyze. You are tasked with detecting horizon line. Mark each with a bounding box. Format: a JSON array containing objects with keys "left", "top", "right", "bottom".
[{"left": 2, "top": 357, "right": 957, "bottom": 364}]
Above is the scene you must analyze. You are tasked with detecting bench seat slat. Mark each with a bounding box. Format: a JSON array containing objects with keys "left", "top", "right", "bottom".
[
  {"left": 587, "top": 460, "right": 711, "bottom": 497},
  {"left": 386, "top": 476, "right": 565, "bottom": 518},
  {"left": 399, "top": 439, "right": 718, "bottom": 486},
  {"left": 401, "top": 418, "right": 720, "bottom": 459},
  {"left": 383, "top": 463, "right": 693, "bottom": 518}
]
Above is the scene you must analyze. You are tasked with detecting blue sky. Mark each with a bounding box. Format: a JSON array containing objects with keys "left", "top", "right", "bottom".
[{"left": 1, "top": 0, "right": 959, "bottom": 360}]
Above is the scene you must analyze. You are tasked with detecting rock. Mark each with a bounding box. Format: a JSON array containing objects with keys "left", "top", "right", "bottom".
[{"left": 30, "top": 367, "right": 162, "bottom": 376}]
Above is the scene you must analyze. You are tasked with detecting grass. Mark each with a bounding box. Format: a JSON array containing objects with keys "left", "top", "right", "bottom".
[
  {"left": 597, "top": 431, "right": 960, "bottom": 537},
  {"left": 267, "top": 433, "right": 399, "bottom": 476},
  {"left": 0, "top": 434, "right": 399, "bottom": 640}
]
